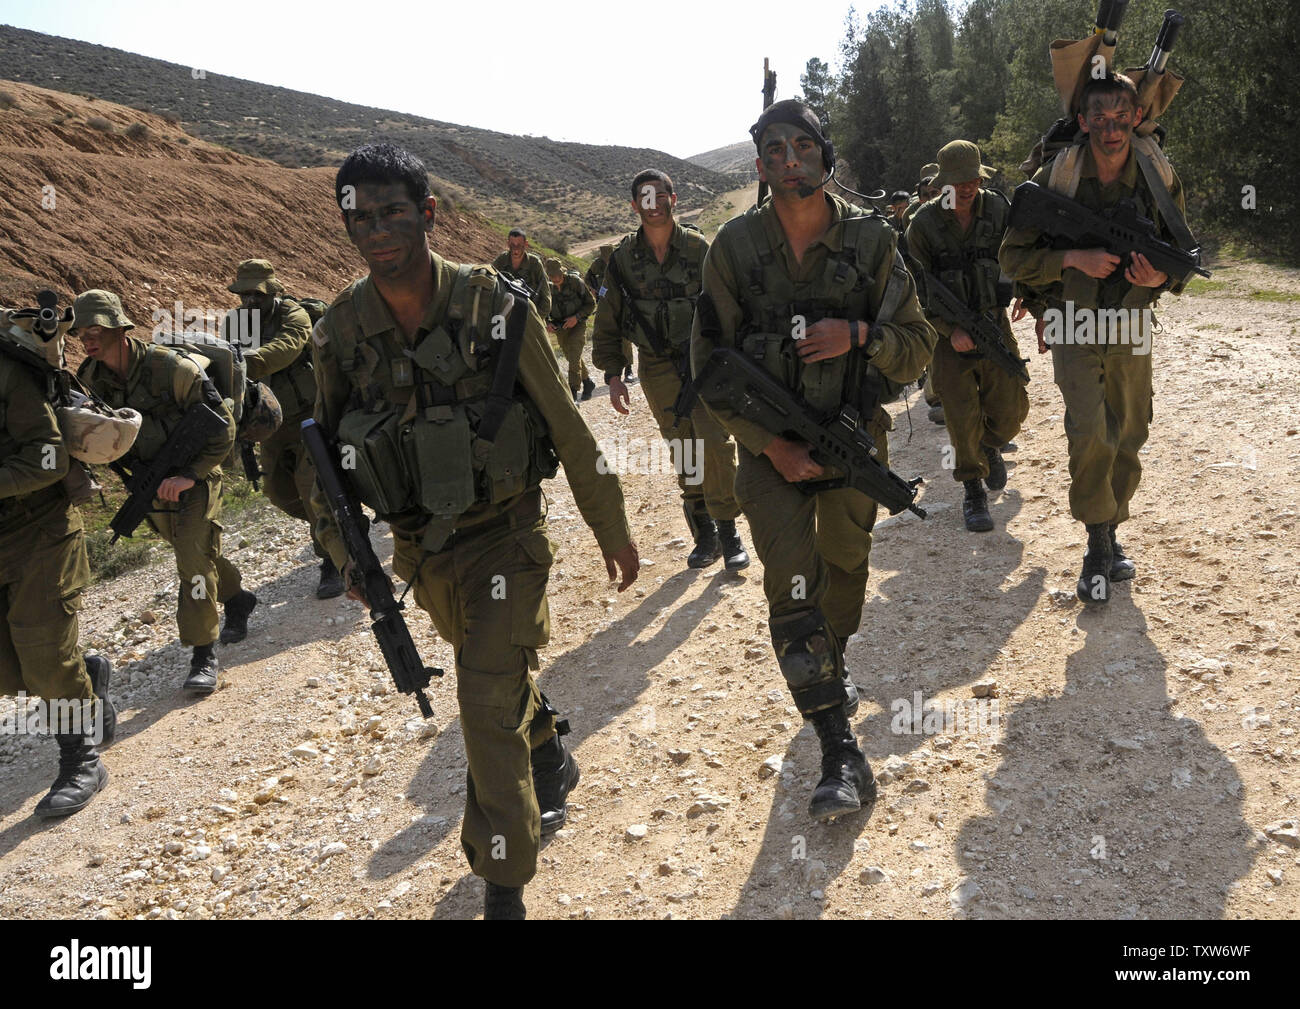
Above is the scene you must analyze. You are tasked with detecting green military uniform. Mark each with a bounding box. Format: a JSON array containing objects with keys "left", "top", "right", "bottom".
[
  {"left": 0, "top": 357, "right": 93, "bottom": 704},
  {"left": 692, "top": 193, "right": 935, "bottom": 710},
  {"left": 310, "top": 251, "right": 631, "bottom": 887},
  {"left": 491, "top": 250, "right": 553, "bottom": 320},
  {"left": 80, "top": 338, "right": 243, "bottom": 646},
  {"left": 585, "top": 247, "right": 634, "bottom": 371},
  {"left": 546, "top": 267, "right": 595, "bottom": 395},
  {"left": 231, "top": 296, "right": 324, "bottom": 556},
  {"left": 591, "top": 223, "right": 740, "bottom": 524},
  {"left": 907, "top": 190, "right": 1028, "bottom": 483},
  {"left": 1000, "top": 143, "right": 1185, "bottom": 526}
]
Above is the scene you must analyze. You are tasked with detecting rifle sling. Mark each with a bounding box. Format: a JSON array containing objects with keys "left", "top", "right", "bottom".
[
  {"left": 475, "top": 280, "right": 529, "bottom": 447},
  {"left": 1134, "top": 150, "right": 1198, "bottom": 254}
]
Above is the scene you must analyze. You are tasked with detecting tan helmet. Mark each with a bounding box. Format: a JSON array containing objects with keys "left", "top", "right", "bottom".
[
  {"left": 2, "top": 290, "right": 72, "bottom": 370},
  {"left": 237, "top": 380, "right": 283, "bottom": 443},
  {"left": 58, "top": 389, "right": 142, "bottom": 464}
]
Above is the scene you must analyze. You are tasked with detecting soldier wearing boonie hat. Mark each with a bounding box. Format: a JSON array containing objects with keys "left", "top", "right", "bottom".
[{"left": 544, "top": 257, "right": 596, "bottom": 402}]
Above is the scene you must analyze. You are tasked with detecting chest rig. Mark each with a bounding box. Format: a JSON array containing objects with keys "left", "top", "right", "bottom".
[
  {"left": 550, "top": 273, "right": 588, "bottom": 323},
  {"left": 925, "top": 192, "right": 1011, "bottom": 315},
  {"left": 330, "top": 266, "right": 558, "bottom": 550},
  {"left": 729, "top": 207, "right": 911, "bottom": 417},
  {"left": 610, "top": 229, "right": 704, "bottom": 358},
  {"left": 266, "top": 300, "right": 318, "bottom": 419},
  {"left": 80, "top": 343, "right": 196, "bottom": 466}
]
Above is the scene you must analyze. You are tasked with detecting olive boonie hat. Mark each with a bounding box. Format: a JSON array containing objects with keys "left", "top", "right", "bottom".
[
  {"left": 228, "top": 259, "right": 284, "bottom": 295},
  {"left": 599, "top": 244, "right": 614, "bottom": 257},
  {"left": 917, "top": 162, "right": 939, "bottom": 187},
  {"left": 544, "top": 257, "right": 564, "bottom": 276},
  {"left": 932, "top": 141, "right": 994, "bottom": 189},
  {"left": 71, "top": 290, "right": 134, "bottom": 331}
]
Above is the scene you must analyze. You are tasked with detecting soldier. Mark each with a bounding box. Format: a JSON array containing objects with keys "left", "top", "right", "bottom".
[
  {"left": 887, "top": 191, "right": 911, "bottom": 231},
  {"left": 692, "top": 100, "right": 935, "bottom": 819},
  {"left": 907, "top": 141, "right": 1029, "bottom": 533},
  {"left": 224, "top": 260, "right": 343, "bottom": 599},
  {"left": 543, "top": 257, "right": 596, "bottom": 402},
  {"left": 1001, "top": 72, "right": 1187, "bottom": 605},
  {"left": 584, "top": 244, "right": 634, "bottom": 382},
  {"left": 902, "top": 163, "right": 945, "bottom": 424},
  {"left": 311, "top": 143, "right": 639, "bottom": 919},
  {"left": 75, "top": 291, "right": 256, "bottom": 693},
  {"left": 591, "top": 169, "right": 749, "bottom": 571},
  {"left": 492, "top": 228, "right": 552, "bottom": 320},
  {"left": 0, "top": 299, "right": 114, "bottom": 817}
]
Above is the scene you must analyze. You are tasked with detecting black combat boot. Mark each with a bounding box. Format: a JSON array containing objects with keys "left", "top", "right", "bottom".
[
  {"left": 624, "top": 365, "right": 635, "bottom": 383},
  {"left": 683, "top": 503, "right": 721, "bottom": 569},
  {"left": 715, "top": 518, "right": 750, "bottom": 571},
  {"left": 484, "top": 882, "right": 526, "bottom": 920},
  {"left": 843, "top": 673, "right": 860, "bottom": 717},
  {"left": 185, "top": 644, "right": 219, "bottom": 695},
  {"left": 85, "top": 654, "right": 116, "bottom": 746},
  {"left": 983, "top": 444, "right": 1007, "bottom": 491},
  {"left": 531, "top": 732, "right": 580, "bottom": 835},
  {"left": 928, "top": 403, "right": 945, "bottom": 425},
  {"left": 317, "top": 558, "right": 345, "bottom": 600},
  {"left": 219, "top": 589, "right": 258, "bottom": 644},
  {"left": 570, "top": 387, "right": 580, "bottom": 403},
  {"left": 34, "top": 732, "right": 108, "bottom": 819},
  {"left": 808, "top": 704, "right": 876, "bottom": 821},
  {"left": 963, "top": 479, "right": 994, "bottom": 532},
  {"left": 1076, "top": 522, "right": 1113, "bottom": 605},
  {"left": 581, "top": 377, "right": 595, "bottom": 401},
  {"left": 1109, "top": 524, "right": 1136, "bottom": 582}
]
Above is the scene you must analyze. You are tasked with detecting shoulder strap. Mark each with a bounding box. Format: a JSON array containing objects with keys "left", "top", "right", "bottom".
[
  {"left": 475, "top": 276, "right": 531, "bottom": 448},
  {"left": 1047, "top": 144, "right": 1086, "bottom": 198},
  {"left": 605, "top": 253, "right": 672, "bottom": 357},
  {"left": 1132, "top": 137, "right": 1197, "bottom": 252}
]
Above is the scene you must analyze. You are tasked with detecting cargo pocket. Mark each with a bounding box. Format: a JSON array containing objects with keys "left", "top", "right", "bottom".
[
  {"left": 338, "top": 409, "right": 412, "bottom": 515},
  {"left": 479, "top": 404, "right": 531, "bottom": 505},
  {"left": 406, "top": 412, "right": 476, "bottom": 518},
  {"left": 509, "top": 527, "right": 555, "bottom": 653}
]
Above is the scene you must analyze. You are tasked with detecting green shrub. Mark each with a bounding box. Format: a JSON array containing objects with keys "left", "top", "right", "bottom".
[
  {"left": 86, "top": 116, "right": 114, "bottom": 132},
  {"left": 86, "top": 530, "right": 154, "bottom": 583},
  {"left": 125, "top": 122, "right": 151, "bottom": 141}
]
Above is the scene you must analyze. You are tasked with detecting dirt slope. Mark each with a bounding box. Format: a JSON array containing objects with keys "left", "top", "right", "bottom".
[{"left": 0, "top": 255, "right": 1295, "bottom": 920}]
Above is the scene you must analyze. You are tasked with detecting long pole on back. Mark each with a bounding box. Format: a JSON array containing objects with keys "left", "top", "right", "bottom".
[{"left": 755, "top": 58, "right": 777, "bottom": 207}]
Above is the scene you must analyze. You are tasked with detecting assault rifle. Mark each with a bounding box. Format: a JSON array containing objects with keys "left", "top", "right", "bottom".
[
  {"left": 301, "top": 418, "right": 442, "bottom": 719},
  {"left": 919, "top": 271, "right": 1030, "bottom": 384},
  {"left": 694, "top": 347, "right": 926, "bottom": 518},
  {"left": 240, "top": 441, "right": 262, "bottom": 491},
  {"left": 108, "top": 401, "right": 228, "bottom": 542},
  {"left": 1009, "top": 180, "right": 1209, "bottom": 287}
]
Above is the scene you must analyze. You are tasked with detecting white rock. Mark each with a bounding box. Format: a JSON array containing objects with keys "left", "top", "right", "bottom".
[
  {"left": 903, "top": 778, "right": 931, "bottom": 794},
  {"left": 362, "top": 755, "right": 384, "bottom": 776},
  {"left": 319, "top": 842, "right": 347, "bottom": 860},
  {"left": 211, "top": 866, "right": 228, "bottom": 883},
  {"left": 860, "top": 866, "right": 889, "bottom": 885},
  {"left": 1264, "top": 821, "right": 1300, "bottom": 849},
  {"left": 290, "top": 742, "right": 320, "bottom": 759},
  {"left": 950, "top": 879, "right": 982, "bottom": 907},
  {"left": 971, "top": 680, "right": 998, "bottom": 698},
  {"left": 759, "top": 755, "right": 784, "bottom": 778},
  {"left": 625, "top": 824, "right": 648, "bottom": 840}
]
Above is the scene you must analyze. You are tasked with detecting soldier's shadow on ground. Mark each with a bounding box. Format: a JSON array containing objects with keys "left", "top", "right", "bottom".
[
  {"left": 725, "top": 490, "right": 1045, "bottom": 919},
  {"left": 953, "top": 595, "right": 1257, "bottom": 919},
  {"left": 355, "top": 566, "right": 733, "bottom": 917}
]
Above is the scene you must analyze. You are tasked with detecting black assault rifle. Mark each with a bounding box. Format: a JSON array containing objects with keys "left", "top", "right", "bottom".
[
  {"left": 919, "top": 271, "right": 1031, "bottom": 384},
  {"left": 1009, "top": 180, "right": 1209, "bottom": 287},
  {"left": 694, "top": 348, "right": 927, "bottom": 518},
  {"left": 301, "top": 418, "right": 442, "bottom": 719},
  {"left": 108, "top": 401, "right": 228, "bottom": 542}
]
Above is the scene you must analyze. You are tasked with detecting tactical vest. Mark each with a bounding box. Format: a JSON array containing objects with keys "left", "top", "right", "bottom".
[
  {"left": 0, "top": 358, "right": 66, "bottom": 523},
  {"left": 549, "top": 272, "right": 589, "bottom": 324},
  {"left": 328, "top": 266, "right": 558, "bottom": 523},
  {"left": 610, "top": 229, "right": 705, "bottom": 357},
  {"left": 79, "top": 343, "right": 195, "bottom": 466},
  {"left": 727, "top": 205, "right": 911, "bottom": 416},
  {"left": 921, "top": 191, "right": 1011, "bottom": 315}
]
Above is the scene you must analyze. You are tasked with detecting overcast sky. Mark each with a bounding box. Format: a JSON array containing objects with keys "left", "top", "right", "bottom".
[{"left": 1, "top": 0, "right": 876, "bottom": 158}]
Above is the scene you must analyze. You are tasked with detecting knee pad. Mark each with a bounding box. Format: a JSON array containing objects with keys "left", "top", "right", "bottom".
[{"left": 769, "top": 610, "right": 847, "bottom": 715}]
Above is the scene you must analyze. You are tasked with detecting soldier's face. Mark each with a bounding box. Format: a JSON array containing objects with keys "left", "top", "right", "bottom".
[
  {"left": 342, "top": 182, "right": 435, "bottom": 279},
  {"left": 508, "top": 237, "right": 527, "bottom": 264},
  {"left": 74, "top": 325, "right": 124, "bottom": 363},
  {"left": 632, "top": 181, "right": 675, "bottom": 225},
  {"left": 1079, "top": 92, "right": 1143, "bottom": 160},
  {"left": 757, "top": 124, "right": 824, "bottom": 198},
  {"left": 239, "top": 291, "right": 275, "bottom": 316},
  {"left": 951, "top": 178, "right": 980, "bottom": 212}
]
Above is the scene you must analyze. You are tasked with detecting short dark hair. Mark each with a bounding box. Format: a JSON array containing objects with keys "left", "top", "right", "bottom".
[
  {"left": 631, "top": 169, "right": 674, "bottom": 202},
  {"left": 508, "top": 228, "right": 526, "bottom": 240},
  {"left": 1079, "top": 73, "right": 1139, "bottom": 116},
  {"left": 335, "top": 143, "right": 431, "bottom": 211}
]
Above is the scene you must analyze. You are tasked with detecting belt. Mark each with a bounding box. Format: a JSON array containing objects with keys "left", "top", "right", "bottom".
[{"left": 438, "top": 487, "right": 545, "bottom": 550}]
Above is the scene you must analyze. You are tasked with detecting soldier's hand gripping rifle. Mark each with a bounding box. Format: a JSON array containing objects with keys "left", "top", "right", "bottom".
[
  {"left": 107, "top": 401, "right": 228, "bottom": 542},
  {"left": 301, "top": 418, "right": 442, "bottom": 719},
  {"left": 919, "top": 271, "right": 1030, "bottom": 384},
  {"left": 1009, "top": 180, "right": 1210, "bottom": 287},
  {"left": 694, "top": 347, "right": 926, "bottom": 518}
]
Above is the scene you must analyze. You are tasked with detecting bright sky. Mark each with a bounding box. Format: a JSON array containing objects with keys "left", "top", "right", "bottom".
[{"left": 0, "top": 0, "right": 877, "bottom": 159}]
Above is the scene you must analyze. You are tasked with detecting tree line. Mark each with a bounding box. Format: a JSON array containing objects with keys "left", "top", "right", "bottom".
[{"left": 799, "top": 0, "right": 1296, "bottom": 260}]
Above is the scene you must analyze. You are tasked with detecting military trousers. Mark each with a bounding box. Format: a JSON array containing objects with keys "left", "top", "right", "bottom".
[
  {"left": 146, "top": 477, "right": 243, "bottom": 647},
  {"left": 259, "top": 414, "right": 326, "bottom": 560},
  {"left": 734, "top": 437, "right": 884, "bottom": 707},
  {"left": 637, "top": 351, "right": 740, "bottom": 521},
  {"left": 930, "top": 320, "right": 1029, "bottom": 483},
  {"left": 392, "top": 493, "right": 557, "bottom": 888},
  {"left": 555, "top": 324, "right": 590, "bottom": 394},
  {"left": 1051, "top": 329, "right": 1153, "bottom": 526},
  {"left": 0, "top": 501, "right": 93, "bottom": 702}
]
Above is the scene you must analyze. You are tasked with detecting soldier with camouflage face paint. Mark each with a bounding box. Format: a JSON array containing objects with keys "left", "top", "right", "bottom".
[{"left": 544, "top": 257, "right": 596, "bottom": 402}]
